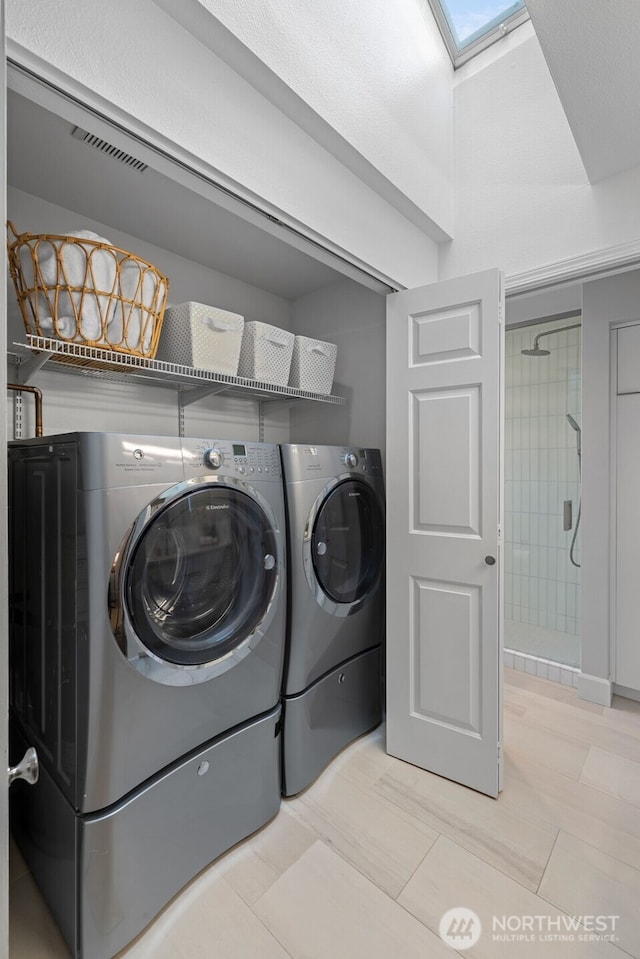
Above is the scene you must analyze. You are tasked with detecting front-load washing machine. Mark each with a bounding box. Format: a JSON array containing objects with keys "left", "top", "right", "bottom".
[
  {"left": 280, "top": 443, "right": 385, "bottom": 796},
  {"left": 8, "top": 432, "right": 287, "bottom": 959}
]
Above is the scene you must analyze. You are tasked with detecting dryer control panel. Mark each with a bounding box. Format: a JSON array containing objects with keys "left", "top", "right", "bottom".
[
  {"left": 341, "top": 447, "right": 383, "bottom": 476},
  {"left": 281, "top": 444, "right": 383, "bottom": 480}
]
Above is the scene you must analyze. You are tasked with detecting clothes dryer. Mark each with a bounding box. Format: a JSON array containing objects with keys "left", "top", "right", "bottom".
[
  {"left": 9, "top": 432, "right": 286, "bottom": 959},
  {"left": 280, "top": 443, "right": 385, "bottom": 796}
]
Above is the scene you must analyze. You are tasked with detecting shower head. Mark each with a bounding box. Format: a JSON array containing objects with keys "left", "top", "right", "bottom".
[
  {"left": 566, "top": 413, "right": 581, "bottom": 433},
  {"left": 566, "top": 413, "right": 581, "bottom": 457},
  {"left": 520, "top": 321, "right": 581, "bottom": 358}
]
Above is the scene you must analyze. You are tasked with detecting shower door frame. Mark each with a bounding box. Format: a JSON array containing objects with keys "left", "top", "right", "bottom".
[{"left": 503, "top": 312, "right": 583, "bottom": 672}]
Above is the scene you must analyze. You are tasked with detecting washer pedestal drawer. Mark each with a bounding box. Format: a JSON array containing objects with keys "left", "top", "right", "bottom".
[
  {"left": 10, "top": 705, "right": 281, "bottom": 959},
  {"left": 282, "top": 646, "right": 382, "bottom": 797}
]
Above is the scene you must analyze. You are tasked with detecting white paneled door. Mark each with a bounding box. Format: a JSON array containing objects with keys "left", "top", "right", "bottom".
[{"left": 386, "top": 269, "right": 504, "bottom": 798}]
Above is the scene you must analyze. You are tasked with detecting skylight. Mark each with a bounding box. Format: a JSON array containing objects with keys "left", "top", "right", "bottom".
[{"left": 428, "top": 0, "right": 530, "bottom": 67}]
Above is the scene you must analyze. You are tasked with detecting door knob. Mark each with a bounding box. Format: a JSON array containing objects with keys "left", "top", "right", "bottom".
[
  {"left": 484, "top": 555, "right": 496, "bottom": 566},
  {"left": 8, "top": 747, "right": 39, "bottom": 787}
]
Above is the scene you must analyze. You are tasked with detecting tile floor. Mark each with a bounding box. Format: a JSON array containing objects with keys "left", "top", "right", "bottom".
[{"left": 9, "top": 667, "right": 640, "bottom": 958}]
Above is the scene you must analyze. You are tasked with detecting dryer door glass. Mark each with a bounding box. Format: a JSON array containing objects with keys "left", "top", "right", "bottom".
[
  {"left": 126, "top": 487, "right": 278, "bottom": 665},
  {"left": 311, "top": 480, "right": 384, "bottom": 605}
]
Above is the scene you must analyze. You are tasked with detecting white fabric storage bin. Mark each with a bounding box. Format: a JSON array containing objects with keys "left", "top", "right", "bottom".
[
  {"left": 288, "top": 335, "right": 338, "bottom": 394},
  {"left": 237, "top": 321, "right": 295, "bottom": 386},
  {"left": 156, "top": 302, "right": 244, "bottom": 374}
]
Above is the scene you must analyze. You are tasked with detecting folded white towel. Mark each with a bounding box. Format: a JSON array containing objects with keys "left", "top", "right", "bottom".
[
  {"left": 26, "top": 231, "right": 116, "bottom": 342},
  {"left": 109, "top": 258, "right": 166, "bottom": 353},
  {"left": 39, "top": 314, "right": 76, "bottom": 338},
  {"left": 18, "top": 246, "right": 55, "bottom": 332}
]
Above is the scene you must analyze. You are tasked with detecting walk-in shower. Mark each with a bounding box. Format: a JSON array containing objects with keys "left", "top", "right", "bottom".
[{"left": 505, "top": 317, "right": 582, "bottom": 671}]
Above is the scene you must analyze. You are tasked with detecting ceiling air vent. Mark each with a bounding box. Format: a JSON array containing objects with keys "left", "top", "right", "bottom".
[{"left": 71, "top": 126, "right": 148, "bottom": 173}]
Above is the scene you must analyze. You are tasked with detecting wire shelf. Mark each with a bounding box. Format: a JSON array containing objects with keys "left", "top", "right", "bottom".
[{"left": 10, "top": 335, "right": 346, "bottom": 405}]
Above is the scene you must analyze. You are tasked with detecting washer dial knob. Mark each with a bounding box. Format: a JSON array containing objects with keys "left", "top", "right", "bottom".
[
  {"left": 344, "top": 452, "right": 358, "bottom": 468},
  {"left": 203, "top": 447, "right": 223, "bottom": 470}
]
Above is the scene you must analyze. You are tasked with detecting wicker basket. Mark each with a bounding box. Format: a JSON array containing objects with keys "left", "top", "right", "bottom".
[{"left": 6, "top": 222, "right": 169, "bottom": 359}]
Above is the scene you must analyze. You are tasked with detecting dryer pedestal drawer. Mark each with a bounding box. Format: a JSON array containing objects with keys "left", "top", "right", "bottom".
[
  {"left": 282, "top": 646, "right": 382, "bottom": 797},
  {"left": 10, "top": 705, "right": 281, "bottom": 959}
]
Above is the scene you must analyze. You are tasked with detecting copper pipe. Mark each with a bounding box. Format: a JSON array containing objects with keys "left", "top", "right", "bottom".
[{"left": 7, "top": 383, "right": 44, "bottom": 437}]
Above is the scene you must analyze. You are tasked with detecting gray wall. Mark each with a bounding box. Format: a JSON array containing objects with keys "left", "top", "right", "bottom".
[{"left": 289, "top": 280, "right": 386, "bottom": 455}]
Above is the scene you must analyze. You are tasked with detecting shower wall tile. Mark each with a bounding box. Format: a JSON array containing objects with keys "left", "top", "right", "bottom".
[
  {"left": 505, "top": 321, "right": 581, "bottom": 638},
  {"left": 557, "top": 585, "right": 566, "bottom": 616},
  {"left": 505, "top": 481, "right": 513, "bottom": 511},
  {"left": 547, "top": 663, "right": 561, "bottom": 682},
  {"left": 505, "top": 450, "right": 513, "bottom": 479}
]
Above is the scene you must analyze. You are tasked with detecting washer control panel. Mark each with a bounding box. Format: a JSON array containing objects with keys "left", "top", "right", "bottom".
[
  {"left": 230, "top": 441, "right": 281, "bottom": 477},
  {"left": 184, "top": 439, "right": 281, "bottom": 478},
  {"left": 203, "top": 447, "right": 223, "bottom": 469}
]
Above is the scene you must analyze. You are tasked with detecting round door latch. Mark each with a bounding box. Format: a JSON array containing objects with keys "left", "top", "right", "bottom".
[
  {"left": 264, "top": 554, "right": 275, "bottom": 570},
  {"left": 197, "top": 761, "right": 210, "bottom": 777},
  {"left": 316, "top": 541, "right": 327, "bottom": 556},
  {"left": 485, "top": 555, "right": 496, "bottom": 566}
]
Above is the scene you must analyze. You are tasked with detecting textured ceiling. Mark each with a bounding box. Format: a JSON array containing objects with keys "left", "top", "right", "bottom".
[{"left": 527, "top": 0, "right": 640, "bottom": 183}]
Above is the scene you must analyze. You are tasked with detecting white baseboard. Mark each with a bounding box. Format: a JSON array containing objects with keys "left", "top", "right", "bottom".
[
  {"left": 577, "top": 672, "right": 613, "bottom": 706},
  {"left": 612, "top": 683, "right": 640, "bottom": 703}
]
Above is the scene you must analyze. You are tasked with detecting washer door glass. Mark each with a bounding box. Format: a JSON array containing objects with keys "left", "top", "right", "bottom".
[
  {"left": 311, "top": 480, "right": 384, "bottom": 605},
  {"left": 126, "top": 486, "right": 278, "bottom": 665}
]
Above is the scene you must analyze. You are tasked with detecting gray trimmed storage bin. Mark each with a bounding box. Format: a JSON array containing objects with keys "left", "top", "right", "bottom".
[
  {"left": 156, "top": 301, "right": 244, "bottom": 374},
  {"left": 237, "top": 321, "right": 295, "bottom": 386},
  {"left": 288, "top": 335, "right": 337, "bottom": 394}
]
